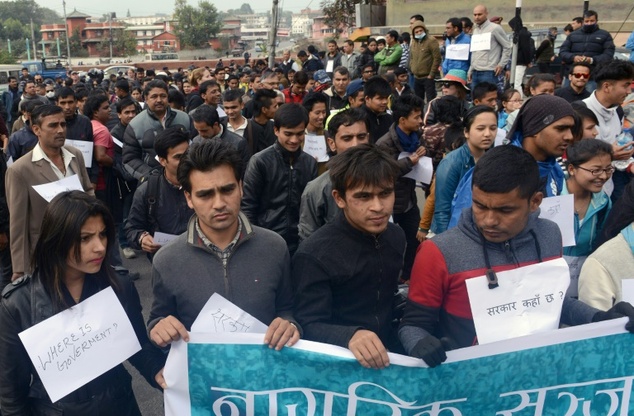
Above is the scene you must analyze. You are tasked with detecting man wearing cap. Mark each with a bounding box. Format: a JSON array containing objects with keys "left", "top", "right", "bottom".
[
  {"left": 312, "top": 70, "right": 331, "bottom": 94},
  {"left": 468, "top": 5, "right": 512, "bottom": 88},
  {"left": 442, "top": 18, "right": 471, "bottom": 75},
  {"left": 410, "top": 21, "right": 442, "bottom": 105},
  {"left": 324, "top": 79, "right": 365, "bottom": 130},
  {"left": 70, "top": 71, "right": 80, "bottom": 86}
]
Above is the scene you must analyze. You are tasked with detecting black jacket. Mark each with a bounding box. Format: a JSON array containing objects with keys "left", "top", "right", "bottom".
[
  {"left": 66, "top": 113, "right": 98, "bottom": 183},
  {"left": 7, "top": 122, "right": 37, "bottom": 160},
  {"left": 361, "top": 104, "right": 393, "bottom": 144},
  {"left": 193, "top": 125, "right": 252, "bottom": 173},
  {"left": 559, "top": 25, "right": 615, "bottom": 74},
  {"left": 124, "top": 171, "right": 194, "bottom": 250},
  {"left": 242, "top": 141, "right": 317, "bottom": 254},
  {"left": 0, "top": 273, "right": 165, "bottom": 415},
  {"left": 376, "top": 124, "right": 419, "bottom": 214},
  {"left": 293, "top": 213, "right": 406, "bottom": 349},
  {"left": 357, "top": 50, "right": 378, "bottom": 74}
]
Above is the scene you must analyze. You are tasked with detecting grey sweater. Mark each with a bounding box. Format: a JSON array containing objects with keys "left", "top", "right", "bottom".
[{"left": 148, "top": 212, "right": 298, "bottom": 333}]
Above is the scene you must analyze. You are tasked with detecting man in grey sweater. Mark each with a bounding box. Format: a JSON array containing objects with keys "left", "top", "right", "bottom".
[
  {"left": 148, "top": 140, "right": 300, "bottom": 351},
  {"left": 468, "top": 5, "right": 512, "bottom": 88}
]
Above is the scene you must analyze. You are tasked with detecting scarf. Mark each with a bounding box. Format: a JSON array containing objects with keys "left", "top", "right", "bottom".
[
  {"left": 396, "top": 126, "right": 421, "bottom": 153},
  {"left": 620, "top": 223, "right": 634, "bottom": 255}
]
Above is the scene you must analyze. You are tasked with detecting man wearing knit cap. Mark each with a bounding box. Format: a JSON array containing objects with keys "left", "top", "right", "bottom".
[
  {"left": 399, "top": 144, "right": 634, "bottom": 368},
  {"left": 447, "top": 95, "right": 575, "bottom": 231},
  {"left": 410, "top": 20, "right": 442, "bottom": 105},
  {"left": 468, "top": 5, "right": 512, "bottom": 88}
]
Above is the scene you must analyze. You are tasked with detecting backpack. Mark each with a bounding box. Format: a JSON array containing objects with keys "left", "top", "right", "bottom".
[{"left": 142, "top": 172, "right": 162, "bottom": 234}]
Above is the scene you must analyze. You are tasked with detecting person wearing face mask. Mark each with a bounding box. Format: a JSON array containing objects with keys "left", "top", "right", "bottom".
[
  {"left": 559, "top": 10, "right": 614, "bottom": 91},
  {"left": 409, "top": 21, "right": 441, "bottom": 105}
]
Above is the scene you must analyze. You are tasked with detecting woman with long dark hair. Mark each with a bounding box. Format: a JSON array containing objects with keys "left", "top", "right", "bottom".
[{"left": 0, "top": 191, "right": 164, "bottom": 415}]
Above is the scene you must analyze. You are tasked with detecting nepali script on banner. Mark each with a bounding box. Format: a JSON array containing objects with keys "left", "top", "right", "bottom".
[{"left": 164, "top": 319, "right": 634, "bottom": 415}]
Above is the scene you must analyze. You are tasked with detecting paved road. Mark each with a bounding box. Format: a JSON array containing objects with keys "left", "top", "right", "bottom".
[{"left": 121, "top": 251, "right": 164, "bottom": 416}]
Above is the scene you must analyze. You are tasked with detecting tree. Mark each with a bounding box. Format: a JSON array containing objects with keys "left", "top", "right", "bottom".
[
  {"left": 3, "top": 17, "right": 27, "bottom": 40},
  {"left": 95, "top": 28, "right": 137, "bottom": 57},
  {"left": 68, "top": 28, "right": 88, "bottom": 57},
  {"left": 173, "top": 0, "right": 222, "bottom": 49},
  {"left": 319, "top": 0, "right": 363, "bottom": 37}
]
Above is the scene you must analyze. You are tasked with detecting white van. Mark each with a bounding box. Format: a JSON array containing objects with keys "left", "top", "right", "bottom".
[{"left": 0, "top": 65, "right": 22, "bottom": 93}]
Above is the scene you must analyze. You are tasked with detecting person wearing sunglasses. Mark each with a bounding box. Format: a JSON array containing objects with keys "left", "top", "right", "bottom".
[{"left": 555, "top": 62, "right": 591, "bottom": 103}]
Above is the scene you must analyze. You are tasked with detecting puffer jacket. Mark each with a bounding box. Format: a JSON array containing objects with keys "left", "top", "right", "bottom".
[
  {"left": 0, "top": 273, "right": 165, "bottom": 415},
  {"left": 122, "top": 106, "right": 194, "bottom": 180},
  {"left": 376, "top": 124, "right": 419, "bottom": 214},
  {"left": 559, "top": 25, "right": 615, "bottom": 74},
  {"left": 242, "top": 141, "right": 318, "bottom": 254}
]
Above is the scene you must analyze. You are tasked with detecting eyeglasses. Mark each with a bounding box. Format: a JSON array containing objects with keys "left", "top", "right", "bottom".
[
  {"left": 575, "top": 166, "right": 615, "bottom": 176},
  {"left": 572, "top": 73, "right": 590, "bottom": 79},
  {"left": 441, "top": 82, "right": 457, "bottom": 88}
]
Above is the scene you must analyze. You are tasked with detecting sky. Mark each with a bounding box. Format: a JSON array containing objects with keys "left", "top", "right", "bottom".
[{"left": 35, "top": 0, "right": 312, "bottom": 19}]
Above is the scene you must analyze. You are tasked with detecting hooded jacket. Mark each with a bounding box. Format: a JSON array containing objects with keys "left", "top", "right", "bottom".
[
  {"left": 409, "top": 21, "right": 442, "bottom": 79},
  {"left": 400, "top": 207, "right": 599, "bottom": 351}
]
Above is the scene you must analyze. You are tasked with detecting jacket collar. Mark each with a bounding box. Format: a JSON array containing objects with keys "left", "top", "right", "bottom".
[
  {"left": 334, "top": 210, "right": 387, "bottom": 242},
  {"left": 274, "top": 141, "right": 302, "bottom": 164},
  {"left": 186, "top": 211, "right": 254, "bottom": 251}
]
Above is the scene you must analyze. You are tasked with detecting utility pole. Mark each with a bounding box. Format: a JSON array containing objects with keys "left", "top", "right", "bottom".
[
  {"left": 109, "top": 13, "right": 114, "bottom": 61},
  {"left": 30, "top": 18, "right": 37, "bottom": 60},
  {"left": 509, "top": 0, "right": 522, "bottom": 91},
  {"left": 63, "top": 0, "right": 72, "bottom": 69},
  {"left": 583, "top": 1, "right": 589, "bottom": 13},
  {"left": 268, "top": 0, "right": 279, "bottom": 69}
]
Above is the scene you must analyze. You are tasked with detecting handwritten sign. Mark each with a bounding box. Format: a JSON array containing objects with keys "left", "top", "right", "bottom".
[
  {"left": 398, "top": 152, "right": 433, "bottom": 184},
  {"left": 539, "top": 194, "right": 575, "bottom": 247},
  {"left": 445, "top": 44, "right": 470, "bottom": 61},
  {"left": 191, "top": 293, "right": 268, "bottom": 333},
  {"left": 465, "top": 258, "right": 570, "bottom": 345},
  {"left": 470, "top": 32, "right": 492, "bottom": 52},
  {"left": 32, "top": 174, "right": 84, "bottom": 203},
  {"left": 66, "top": 140, "right": 94, "bottom": 168},
  {"left": 18, "top": 287, "right": 141, "bottom": 402},
  {"left": 303, "top": 135, "right": 329, "bottom": 163},
  {"left": 153, "top": 231, "right": 179, "bottom": 246},
  {"left": 563, "top": 255, "right": 587, "bottom": 298}
]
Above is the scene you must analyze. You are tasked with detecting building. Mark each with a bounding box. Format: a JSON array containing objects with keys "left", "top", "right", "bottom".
[{"left": 292, "top": 8, "right": 321, "bottom": 39}]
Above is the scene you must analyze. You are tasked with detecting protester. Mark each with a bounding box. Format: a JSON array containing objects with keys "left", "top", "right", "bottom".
[
  {"left": 361, "top": 77, "right": 393, "bottom": 143},
  {"left": 148, "top": 140, "right": 300, "bottom": 350},
  {"left": 293, "top": 144, "right": 405, "bottom": 369},
  {"left": 400, "top": 145, "right": 634, "bottom": 367},
  {"left": 0, "top": 191, "right": 165, "bottom": 414}
]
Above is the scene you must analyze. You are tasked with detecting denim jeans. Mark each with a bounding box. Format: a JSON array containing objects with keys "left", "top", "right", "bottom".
[{"left": 471, "top": 70, "right": 498, "bottom": 89}]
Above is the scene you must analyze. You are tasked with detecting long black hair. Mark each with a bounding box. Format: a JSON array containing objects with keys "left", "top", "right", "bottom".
[
  {"left": 596, "top": 180, "right": 634, "bottom": 248},
  {"left": 32, "top": 191, "right": 119, "bottom": 312}
]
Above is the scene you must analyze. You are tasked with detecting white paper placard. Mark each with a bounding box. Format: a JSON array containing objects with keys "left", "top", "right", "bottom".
[
  {"left": 622, "top": 279, "right": 634, "bottom": 305},
  {"left": 112, "top": 136, "right": 124, "bottom": 148},
  {"left": 445, "top": 44, "right": 470, "bottom": 61},
  {"left": 18, "top": 287, "right": 141, "bottom": 402},
  {"left": 494, "top": 128, "right": 507, "bottom": 146},
  {"left": 32, "top": 174, "right": 84, "bottom": 203},
  {"left": 398, "top": 152, "right": 433, "bottom": 184},
  {"left": 66, "top": 140, "right": 94, "bottom": 168},
  {"left": 538, "top": 194, "right": 576, "bottom": 247},
  {"left": 325, "top": 60, "right": 334, "bottom": 74},
  {"left": 303, "top": 135, "right": 329, "bottom": 162},
  {"left": 217, "top": 107, "right": 227, "bottom": 118},
  {"left": 191, "top": 293, "right": 268, "bottom": 334},
  {"left": 466, "top": 258, "right": 570, "bottom": 345},
  {"left": 153, "top": 231, "right": 178, "bottom": 245},
  {"left": 470, "top": 32, "right": 492, "bottom": 52}
]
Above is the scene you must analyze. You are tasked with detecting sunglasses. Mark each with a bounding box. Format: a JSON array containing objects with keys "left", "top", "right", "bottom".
[
  {"left": 572, "top": 73, "right": 590, "bottom": 79},
  {"left": 441, "top": 82, "right": 458, "bottom": 88}
]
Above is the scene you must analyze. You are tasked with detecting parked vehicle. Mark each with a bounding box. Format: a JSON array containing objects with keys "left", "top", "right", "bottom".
[{"left": 22, "top": 58, "right": 67, "bottom": 82}]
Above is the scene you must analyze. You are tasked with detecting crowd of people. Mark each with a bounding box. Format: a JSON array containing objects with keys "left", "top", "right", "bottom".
[{"left": 0, "top": 3, "right": 634, "bottom": 414}]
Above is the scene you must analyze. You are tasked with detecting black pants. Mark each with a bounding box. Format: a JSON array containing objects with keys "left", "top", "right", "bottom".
[
  {"left": 392, "top": 205, "right": 421, "bottom": 281},
  {"left": 414, "top": 77, "right": 437, "bottom": 105}
]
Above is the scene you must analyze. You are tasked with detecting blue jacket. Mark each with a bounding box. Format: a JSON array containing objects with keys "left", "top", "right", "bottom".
[
  {"left": 431, "top": 143, "right": 475, "bottom": 234},
  {"left": 562, "top": 182, "right": 611, "bottom": 257},
  {"left": 627, "top": 31, "right": 634, "bottom": 64},
  {"left": 7, "top": 123, "right": 37, "bottom": 160},
  {"left": 441, "top": 32, "right": 471, "bottom": 74}
]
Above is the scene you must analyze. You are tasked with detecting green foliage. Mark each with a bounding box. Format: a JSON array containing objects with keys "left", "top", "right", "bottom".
[
  {"left": 320, "top": 0, "right": 361, "bottom": 38},
  {"left": 173, "top": 0, "right": 222, "bottom": 49},
  {"left": 0, "top": 49, "right": 16, "bottom": 64},
  {"left": 95, "top": 29, "right": 138, "bottom": 57},
  {"left": 0, "top": 0, "right": 62, "bottom": 42},
  {"left": 3, "top": 17, "right": 27, "bottom": 40},
  {"left": 68, "top": 28, "right": 88, "bottom": 58}
]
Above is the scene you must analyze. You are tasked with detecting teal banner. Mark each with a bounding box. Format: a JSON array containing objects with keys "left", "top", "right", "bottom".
[{"left": 163, "top": 319, "right": 634, "bottom": 415}]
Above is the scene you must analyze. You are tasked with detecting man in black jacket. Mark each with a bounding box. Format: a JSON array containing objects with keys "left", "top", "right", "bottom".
[
  {"left": 293, "top": 144, "right": 406, "bottom": 369},
  {"left": 360, "top": 77, "right": 393, "bottom": 143},
  {"left": 559, "top": 10, "right": 614, "bottom": 90},
  {"left": 242, "top": 103, "right": 317, "bottom": 256},
  {"left": 124, "top": 126, "right": 193, "bottom": 260},
  {"left": 508, "top": 17, "right": 534, "bottom": 97}
]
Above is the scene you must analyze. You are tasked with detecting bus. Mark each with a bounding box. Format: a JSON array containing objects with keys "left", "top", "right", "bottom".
[{"left": 144, "top": 52, "right": 179, "bottom": 61}]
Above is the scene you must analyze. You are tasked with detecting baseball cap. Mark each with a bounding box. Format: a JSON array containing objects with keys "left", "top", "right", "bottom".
[{"left": 314, "top": 70, "right": 331, "bottom": 84}]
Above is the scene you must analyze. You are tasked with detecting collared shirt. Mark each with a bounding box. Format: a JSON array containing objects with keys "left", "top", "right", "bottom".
[
  {"left": 195, "top": 216, "right": 243, "bottom": 264},
  {"left": 227, "top": 116, "right": 248, "bottom": 137},
  {"left": 31, "top": 143, "right": 75, "bottom": 180}
]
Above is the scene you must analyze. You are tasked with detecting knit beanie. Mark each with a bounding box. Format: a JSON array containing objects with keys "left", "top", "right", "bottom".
[{"left": 511, "top": 95, "right": 574, "bottom": 138}]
